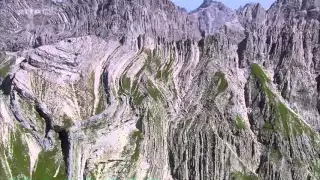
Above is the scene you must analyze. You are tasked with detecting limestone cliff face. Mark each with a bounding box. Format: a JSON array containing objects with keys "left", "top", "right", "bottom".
[{"left": 0, "top": 0, "right": 320, "bottom": 180}]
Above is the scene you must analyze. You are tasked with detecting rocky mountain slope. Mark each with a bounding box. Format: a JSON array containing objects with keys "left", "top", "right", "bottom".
[{"left": 0, "top": 0, "right": 319, "bottom": 179}]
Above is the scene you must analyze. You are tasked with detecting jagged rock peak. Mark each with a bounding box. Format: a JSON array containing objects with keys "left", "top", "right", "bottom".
[
  {"left": 274, "top": 0, "right": 320, "bottom": 9},
  {"left": 197, "top": 0, "right": 232, "bottom": 11},
  {"left": 237, "top": 2, "right": 266, "bottom": 16},
  {"left": 240, "top": 2, "right": 264, "bottom": 9},
  {"left": 191, "top": 0, "right": 243, "bottom": 36},
  {"left": 236, "top": 2, "right": 267, "bottom": 28}
]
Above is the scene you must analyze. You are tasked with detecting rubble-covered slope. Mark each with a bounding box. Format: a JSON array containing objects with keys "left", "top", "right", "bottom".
[{"left": 0, "top": 0, "right": 319, "bottom": 180}]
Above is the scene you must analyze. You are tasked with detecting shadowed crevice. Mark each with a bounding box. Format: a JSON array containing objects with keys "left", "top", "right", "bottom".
[
  {"left": 1, "top": 75, "right": 13, "bottom": 95},
  {"left": 54, "top": 126, "right": 70, "bottom": 176}
]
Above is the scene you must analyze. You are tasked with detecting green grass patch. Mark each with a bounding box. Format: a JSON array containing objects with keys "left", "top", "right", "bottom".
[
  {"left": 0, "top": 58, "right": 15, "bottom": 78},
  {"left": 133, "top": 89, "right": 144, "bottom": 106},
  {"left": 270, "top": 101, "right": 318, "bottom": 140},
  {"left": 7, "top": 127, "right": 30, "bottom": 179},
  {"left": 122, "top": 77, "right": 131, "bottom": 92},
  {"left": 251, "top": 64, "right": 270, "bottom": 85},
  {"left": 145, "top": 53, "right": 153, "bottom": 73},
  {"left": 311, "top": 159, "right": 320, "bottom": 179},
  {"left": 86, "top": 171, "right": 98, "bottom": 180},
  {"left": 274, "top": 103, "right": 291, "bottom": 137},
  {"left": 147, "top": 80, "right": 163, "bottom": 101},
  {"left": 263, "top": 121, "right": 273, "bottom": 131},
  {"left": 214, "top": 72, "right": 228, "bottom": 94},
  {"left": 156, "top": 55, "right": 174, "bottom": 82},
  {"left": 236, "top": 116, "right": 246, "bottom": 130},
  {"left": 32, "top": 144, "right": 66, "bottom": 179},
  {"left": 130, "top": 131, "right": 143, "bottom": 162},
  {"left": 118, "top": 74, "right": 132, "bottom": 96},
  {"left": 0, "top": 64, "right": 11, "bottom": 78},
  {"left": 251, "top": 64, "right": 275, "bottom": 100},
  {"left": 250, "top": 63, "right": 319, "bottom": 142},
  {"left": 119, "top": 77, "right": 145, "bottom": 106},
  {"left": 131, "top": 78, "right": 145, "bottom": 106},
  {"left": 269, "top": 148, "right": 282, "bottom": 161},
  {"left": 145, "top": 51, "right": 163, "bottom": 75},
  {"left": 95, "top": 94, "right": 105, "bottom": 115}
]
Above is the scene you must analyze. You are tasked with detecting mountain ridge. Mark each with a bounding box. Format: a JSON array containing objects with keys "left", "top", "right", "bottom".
[{"left": 0, "top": 0, "right": 319, "bottom": 179}]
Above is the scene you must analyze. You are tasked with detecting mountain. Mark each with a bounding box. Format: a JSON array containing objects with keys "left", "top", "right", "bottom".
[{"left": 0, "top": 0, "right": 319, "bottom": 179}]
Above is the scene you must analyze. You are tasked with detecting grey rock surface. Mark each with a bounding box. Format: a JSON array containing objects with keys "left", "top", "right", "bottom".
[{"left": 0, "top": 0, "right": 319, "bottom": 180}]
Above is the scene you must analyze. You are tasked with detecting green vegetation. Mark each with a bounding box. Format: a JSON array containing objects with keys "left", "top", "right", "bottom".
[
  {"left": 7, "top": 128, "right": 30, "bottom": 179},
  {"left": 263, "top": 121, "right": 273, "bottom": 131},
  {"left": 232, "top": 171, "right": 259, "bottom": 180},
  {"left": 156, "top": 55, "right": 174, "bottom": 82},
  {"left": 251, "top": 64, "right": 270, "bottom": 85},
  {"left": 130, "top": 130, "right": 143, "bottom": 162},
  {"left": 250, "top": 63, "right": 319, "bottom": 141},
  {"left": 88, "top": 72, "right": 105, "bottom": 115},
  {"left": 122, "top": 77, "right": 131, "bottom": 92},
  {"left": 95, "top": 94, "right": 105, "bottom": 115},
  {"left": 119, "top": 75, "right": 132, "bottom": 94},
  {"left": 35, "top": 109, "right": 43, "bottom": 122},
  {"left": 147, "top": 80, "right": 163, "bottom": 101},
  {"left": 86, "top": 171, "right": 98, "bottom": 180},
  {"left": 145, "top": 50, "right": 175, "bottom": 82},
  {"left": 274, "top": 103, "right": 291, "bottom": 137},
  {"left": 0, "top": 58, "right": 15, "bottom": 78},
  {"left": 118, "top": 51, "right": 174, "bottom": 107},
  {"left": 0, "top": 144, "right": 9, "bottom": 178},
  {"left": 311, "top": 159, "right": 320, "bottom": 179},
  {"left": 131, "top": 79, "right": 144, "bottom": 106},
  {"left": 270, "top": 101, "right": 318, "bottom": 140},
  {"left": 236, "top": 116, "right": 246, "bottom": 130},
  {"left": 32, "top": 143, "right": 66, "bottom": 180},
  {"left": 250, "top": 64, "right": 275, "bottom": 100},
  {"left": 214, "top": 72, "right": 228, "bottom": 95},
  {"left": 269, "top": 148, "right": 282, "bottom": 161},
  {"left": 1, "top": 116, "right": 66, "bottom": 180},
  {"left": 145, "top": 52, "right": 161, "bottom": 73},
  {"left": 118, "top": 75, "right": 145, "bottom": 106},
  {"left": 0, "top": 64, "right": 11, "bottom": 78}
]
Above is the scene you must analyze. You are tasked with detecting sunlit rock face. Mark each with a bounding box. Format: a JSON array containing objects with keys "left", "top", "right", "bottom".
[{"left": 0, "top": 0, "right": 319, "bottom": 180}]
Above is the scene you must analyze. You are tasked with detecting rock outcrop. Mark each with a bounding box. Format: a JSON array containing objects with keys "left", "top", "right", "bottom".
[{"left": 0, "top": 0, "right": 319, "bottom": 180}]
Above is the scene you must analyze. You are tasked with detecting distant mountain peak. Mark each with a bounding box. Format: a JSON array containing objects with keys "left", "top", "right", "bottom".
[{"left": 199, "top": 0, "right": 229, "bottom": 10}]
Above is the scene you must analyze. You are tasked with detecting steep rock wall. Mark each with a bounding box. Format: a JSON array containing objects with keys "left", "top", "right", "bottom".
[{"left": 0, "top": 0, "right": 319, "bottom": 180}]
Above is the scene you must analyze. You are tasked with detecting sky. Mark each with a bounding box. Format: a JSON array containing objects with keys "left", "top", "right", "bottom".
[{"left": 171, "top": 0, "right": 275, "bottom": 11}]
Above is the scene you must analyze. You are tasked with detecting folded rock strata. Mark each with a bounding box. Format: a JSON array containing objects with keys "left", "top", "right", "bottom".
[{"left": 0, "top": 0, "right": 319, "bottom": 180}]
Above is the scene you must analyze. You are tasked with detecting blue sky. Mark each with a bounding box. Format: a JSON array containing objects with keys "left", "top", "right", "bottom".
[{"left": 172, "top": 0, "right": 275, "bottom": 11}]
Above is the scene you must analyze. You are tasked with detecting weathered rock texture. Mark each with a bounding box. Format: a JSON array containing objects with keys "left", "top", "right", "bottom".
[{"left": 0, "top": 0, "right": 320, "bottom": 180}]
